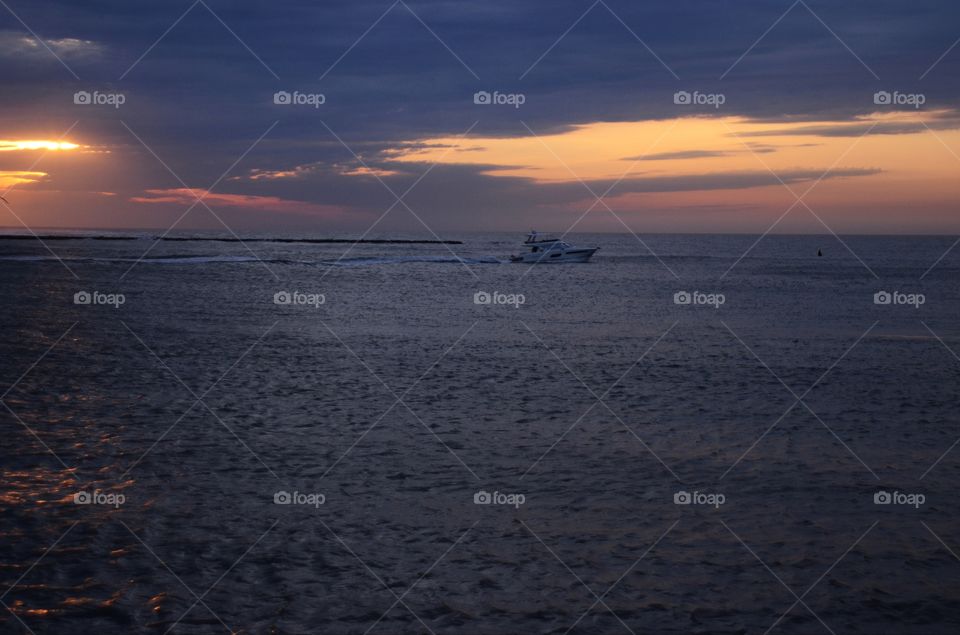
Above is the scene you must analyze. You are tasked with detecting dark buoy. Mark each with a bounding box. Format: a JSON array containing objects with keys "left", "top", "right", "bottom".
[{"left": 817, "top": 248, "right": 822, "bottom": 257}]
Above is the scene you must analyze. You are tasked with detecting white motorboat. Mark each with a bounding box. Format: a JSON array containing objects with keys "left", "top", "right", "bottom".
[{"left": 509, "top": 231, "right": 599, "bottom": 263}]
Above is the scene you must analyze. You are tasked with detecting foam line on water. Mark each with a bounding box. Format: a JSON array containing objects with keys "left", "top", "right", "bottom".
[{"left": 0, "top": 254, "right": 504, "bottom": 266}]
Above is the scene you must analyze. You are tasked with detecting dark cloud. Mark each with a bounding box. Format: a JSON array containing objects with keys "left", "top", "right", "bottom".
[
  {"left": 735, "top": 111, "right": 960, "bottom": 138},
  {"left": 624, "top": 150, "right": 731, "bottom": 161}
]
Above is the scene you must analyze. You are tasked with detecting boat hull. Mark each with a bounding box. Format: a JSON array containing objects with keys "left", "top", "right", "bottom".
[{"left": 509, "top": 248, "right": 598, "bottom": 263}]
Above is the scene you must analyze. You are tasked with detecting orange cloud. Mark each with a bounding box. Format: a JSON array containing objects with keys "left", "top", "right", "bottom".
[
  {"left": 240, "top": 162, "right": 401, "bottom": 181},
  {"left": 0, "top": 170, "right": 47, "bottom": 188},
  {"left": 339, "top": 165, "right": 401, "bottom": 178},
  {"left": 130, "top": 188, "right": 344, "bottom": 217}
]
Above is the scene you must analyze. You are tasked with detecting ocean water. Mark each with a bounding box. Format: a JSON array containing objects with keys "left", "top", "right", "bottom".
[{"left": 1, "top": 231, "right": 959, "bottom": 634}]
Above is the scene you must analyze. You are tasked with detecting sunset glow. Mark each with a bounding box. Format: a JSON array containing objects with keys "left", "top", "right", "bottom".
[
  {"left": 386, "top": 111, "right": 960, "bottom": 185},
  {"left": 0, "top": 140, "right": 80, "bottom": 152}
]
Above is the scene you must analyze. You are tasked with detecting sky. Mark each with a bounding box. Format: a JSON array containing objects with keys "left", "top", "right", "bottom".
[{"left": 0, "top": 0, "right": 959, "bottom": 235}]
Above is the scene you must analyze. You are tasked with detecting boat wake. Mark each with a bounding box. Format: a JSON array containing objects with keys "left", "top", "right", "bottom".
[
  {"left": 0, "top": 254, "right": 505, "bottom": 266},
  {"left": 329, "top": 255, "right": 503, "bottom": 266}
]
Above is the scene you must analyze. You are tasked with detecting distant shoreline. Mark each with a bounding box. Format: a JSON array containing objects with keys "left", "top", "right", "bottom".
[{"left": 0, "top": 235, "right": 463, "bottom": 245}]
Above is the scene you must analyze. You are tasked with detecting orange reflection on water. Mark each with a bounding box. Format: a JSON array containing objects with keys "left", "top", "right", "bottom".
[
  {"left": 0, "top": 468, "right": 80, "bottom": 508},
  {"left": 7, "top": 600, "right": 56, "bottom": 617}
]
